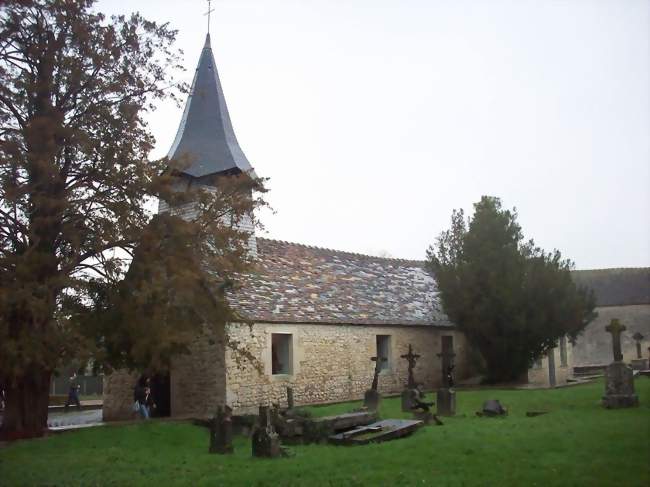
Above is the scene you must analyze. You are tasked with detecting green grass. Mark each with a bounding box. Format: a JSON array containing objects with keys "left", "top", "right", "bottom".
[{"left": 2, "top": 379, "right": 649, "bottom": 486}]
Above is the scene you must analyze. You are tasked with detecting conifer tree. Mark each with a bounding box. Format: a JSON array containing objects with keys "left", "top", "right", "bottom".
[{"left": 427, "top": 196, "right": 596, "bottom": 383}]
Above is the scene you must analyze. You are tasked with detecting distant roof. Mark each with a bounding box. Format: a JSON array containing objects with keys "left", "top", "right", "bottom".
[
  {"left": 572, "top": 268, "right": 650, "bottom": 306},
  {"left": 227, "top": 238, "right": 450, "bottom": 326},
  {"left": 167, "top": 34, "right": 254, "bottom": 178}
]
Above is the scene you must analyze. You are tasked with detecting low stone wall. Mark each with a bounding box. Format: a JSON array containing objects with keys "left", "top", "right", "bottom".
[{"left": 225, "top": 322, "right": 470, "bottom": 415}]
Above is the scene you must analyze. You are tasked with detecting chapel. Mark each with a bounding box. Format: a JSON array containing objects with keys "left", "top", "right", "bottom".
[{"left": 103, "top": 34, "right": 574, "bottom": 419}]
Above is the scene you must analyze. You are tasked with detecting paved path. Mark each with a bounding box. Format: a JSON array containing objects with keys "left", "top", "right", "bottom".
[{"left": 47, "top": 409, "right": 103, "bottom": 428}]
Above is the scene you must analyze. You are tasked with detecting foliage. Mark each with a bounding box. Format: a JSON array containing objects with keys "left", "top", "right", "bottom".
[
  {"left": 0, "top": 0, "right": 266, "bottom": 438},
  {"left": 1, "top": 380, "right": 648, "bottom": 486},
  {"left": 426, "top": 196, "right": 596, "bottom": 383}
]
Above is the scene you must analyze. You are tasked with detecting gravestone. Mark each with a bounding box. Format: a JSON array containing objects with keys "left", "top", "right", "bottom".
[
  {"left": 400, "top": 344, "right": 422, "bottom": 412},
  {"left": 209, "top": 405, "right": 233, "bottom": 454},
  {"left": 436, "top": 346, "right": 456, "bottom": 416},
  {"left": 480, "top": 399, "right": 507, "bottom": 416},
  {"left": 630, "top": 333, "right": 648, "bottom": 370},
  {"left": 364, "top": 355, "right": 385, "bottom": 411},
  {"left": 602, "top": 319, "right": 639, "bottom": 409},
  {"left": 436, "top": 388, "right": 456, "bottom": 416},
  {"left": 252, "top": 406, "right": 282, "bottom": 458}
]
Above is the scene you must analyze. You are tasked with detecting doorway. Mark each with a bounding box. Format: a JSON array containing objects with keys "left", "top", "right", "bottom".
[{"left": 149, "top": 373, "right": 171, "bottom": 417}]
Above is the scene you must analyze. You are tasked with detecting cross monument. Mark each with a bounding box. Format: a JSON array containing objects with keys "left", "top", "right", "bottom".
[{"left": 605, "top": 318, "right": 626, "bottom": 362}]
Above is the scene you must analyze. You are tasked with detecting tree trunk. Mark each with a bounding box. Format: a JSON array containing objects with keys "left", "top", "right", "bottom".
[{"left": 0, "top": 367, "right": 51, "bottom": 440}]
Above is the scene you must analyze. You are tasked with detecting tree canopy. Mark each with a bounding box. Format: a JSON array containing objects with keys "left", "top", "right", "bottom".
[
  {"left": 0, "top": 0, "right": 266, "bottom": 439},
  {"left": 426, "top": 196, "right": 596, "bottom": 383}
]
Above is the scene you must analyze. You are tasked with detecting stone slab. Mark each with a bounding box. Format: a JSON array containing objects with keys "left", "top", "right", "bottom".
[
  {"left": 328, "top": 419, "right": 423, "bottom": 446},
  {"left": 313, "top": 411, "right": 378, "bottom": 431}
]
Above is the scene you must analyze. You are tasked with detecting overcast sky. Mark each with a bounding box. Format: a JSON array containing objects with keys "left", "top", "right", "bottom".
[{"left": 97, "top": 0, "right": 649, "bottom": 269}]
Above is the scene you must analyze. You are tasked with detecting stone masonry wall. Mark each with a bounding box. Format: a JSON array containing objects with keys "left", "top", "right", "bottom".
[
  {"left": 103, "top": 370, "right": 139, "bottom": 421},
  {"left": 572, "top": 305, "right": 650, "bottom": 366},
  {"left": 225, "top": 322, "right": 470, "bottom": 415},
  {"left": 527, "top": 340, "right": 574, "bottom": 387},
  {"left": 170, "top": 325, "right": 226, "bottom": 418}
]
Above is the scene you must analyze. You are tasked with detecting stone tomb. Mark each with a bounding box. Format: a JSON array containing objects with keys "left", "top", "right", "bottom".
[
  {"left": 328, "top": 419, "right": 424, "bottom": 446},
  {"left": 602, "top": 319, "right": 639, "bottom": 409}
]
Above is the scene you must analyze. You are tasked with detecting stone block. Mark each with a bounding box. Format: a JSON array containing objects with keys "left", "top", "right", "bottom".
[
  {"left": 401, "top": 388, "right": 419, "bottom": 412},
  {"left": 364, "top": 389, "right": 380, "bottom": 411},
  {"left": 436, "top": 388, "right": 456, "bottom": 416},
  {"left": 603, "top": 362, "right": 639, "bottom": 409}
]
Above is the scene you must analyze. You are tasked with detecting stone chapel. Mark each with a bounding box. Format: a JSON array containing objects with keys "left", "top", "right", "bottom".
[{"left": 103, "top": 34, "right": 571, "bottom": 420}]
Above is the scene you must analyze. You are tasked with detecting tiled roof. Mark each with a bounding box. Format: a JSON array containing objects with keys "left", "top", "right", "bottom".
[
  {"left": 572, "top": 268, "right": 650, "bottom": 307},
  {"left": 227, "top": 238, "right": 450, "bottom": 326}
]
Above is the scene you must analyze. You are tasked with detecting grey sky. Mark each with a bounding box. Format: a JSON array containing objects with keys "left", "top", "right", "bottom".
[{"left": 97, "top": 0, "right": 649, "bottom": 269}]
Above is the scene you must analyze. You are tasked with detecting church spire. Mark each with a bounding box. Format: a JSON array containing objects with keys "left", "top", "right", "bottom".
[{"left": 167, "top": 33, "right": 254, "bottom": 179}]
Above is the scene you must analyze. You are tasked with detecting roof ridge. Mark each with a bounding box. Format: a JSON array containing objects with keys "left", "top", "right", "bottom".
[
  {"left": 573, "top": 267, "right": 650, "bottom": 272},
  {"left": 256, "top": 236, "right": 425, "bottom": 265}
]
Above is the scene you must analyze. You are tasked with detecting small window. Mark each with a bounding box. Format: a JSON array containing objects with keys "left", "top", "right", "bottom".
[
  {"left": 376, "top": 335, "right": 391, "bottom": 371},
  {"left": 533, "top": 357, "right": 543, "bottom": 369},
  {"left": 559, "top": 336, "right": 568, "bottom": 367},
  {"left": 271, "top": 334, "right": 292, "bottom": 375}
]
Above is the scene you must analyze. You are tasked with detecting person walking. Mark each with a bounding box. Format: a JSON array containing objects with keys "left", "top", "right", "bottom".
[
  {"left": 133, "top": 378, "right": 155, "bottom": 419},
  {"left": 64, "top": 373, "right": 82, "bottom": 412}
]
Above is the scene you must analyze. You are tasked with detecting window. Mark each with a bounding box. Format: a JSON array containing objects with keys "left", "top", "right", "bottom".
[
  {"left": 376, "top": 335, "right": 391, "bottom": 371},
  {"left": 533, "top": 357, "right": 543, "bottom": 369},
  {"left": 559, "top": 336, "right": 568, "bottom": 367},
  {"left": 271, "top": 334, "right": 292, "bottom": 375}
]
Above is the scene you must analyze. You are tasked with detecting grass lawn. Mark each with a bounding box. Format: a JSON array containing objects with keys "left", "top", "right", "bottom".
[{"left": 1, "top": 379, "right": 649, "bottom": 486}]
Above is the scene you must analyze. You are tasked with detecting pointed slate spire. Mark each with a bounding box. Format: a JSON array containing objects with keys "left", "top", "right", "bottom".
[{"left": 168, "top": 34, "right": 254, "bottom": 179}]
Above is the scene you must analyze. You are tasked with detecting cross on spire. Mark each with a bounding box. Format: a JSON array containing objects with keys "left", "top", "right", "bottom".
[{"left": 204, "top": 0, "right": 215, "bottom": 34}]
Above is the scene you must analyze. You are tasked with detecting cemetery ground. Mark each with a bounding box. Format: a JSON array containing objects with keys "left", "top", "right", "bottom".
[{"left": 1, "top": 379, "right": 648, "bottom": 486}]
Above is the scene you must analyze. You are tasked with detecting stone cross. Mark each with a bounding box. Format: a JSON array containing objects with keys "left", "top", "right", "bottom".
[
  {"left": 400, "top": 344, "right": 421, "bottom": 389},
  {"left": 632, "top": 332, "right": 644, "bottom": 359},
  {"left": 605, "top": 319, "right": 626, "bottom": 362},
  {"left": 370, "top": 356, "right": 387, "bottom": 391}
]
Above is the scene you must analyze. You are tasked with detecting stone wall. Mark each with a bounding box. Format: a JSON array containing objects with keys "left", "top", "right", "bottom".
[
  {"left": 527, "top": 339, "right": 574, "bottom": 387},
  {"left": 572, "top": 305, "right": 650, "bottom": 366},
  {"left": 170, "top": 325, "right": 226, "bottom": 418},
  {"left": 225, "top": 322, "right": 470, "bottom": 415},
  {"left": 103, "top": 370, "right": 138, "bottom": 421}
]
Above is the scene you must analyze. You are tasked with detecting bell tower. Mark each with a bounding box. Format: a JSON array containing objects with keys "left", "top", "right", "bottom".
[{"left": 161, "top": 32, "right": 257, "bottom": 255}]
